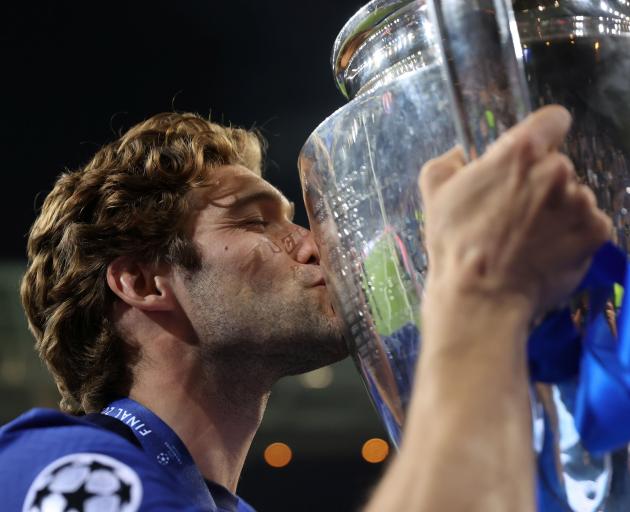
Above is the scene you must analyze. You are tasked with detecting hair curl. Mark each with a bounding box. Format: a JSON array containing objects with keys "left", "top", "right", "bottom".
[{"left": 21, "top": 112, "right": 265, "bottom": 414}]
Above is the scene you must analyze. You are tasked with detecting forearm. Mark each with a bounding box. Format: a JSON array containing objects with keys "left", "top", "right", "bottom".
[{"left": 364, "top": 285, "right": 535, "bottom": 512}]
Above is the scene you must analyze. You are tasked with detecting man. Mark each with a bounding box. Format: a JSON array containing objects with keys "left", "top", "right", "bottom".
[{"left": 0, "top": 105, "right": 610, "bottom": 511}]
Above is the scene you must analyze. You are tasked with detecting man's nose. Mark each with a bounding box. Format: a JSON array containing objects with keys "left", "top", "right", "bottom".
[{"left": 294, "top": 228, "right": 320, "bottom": 265}]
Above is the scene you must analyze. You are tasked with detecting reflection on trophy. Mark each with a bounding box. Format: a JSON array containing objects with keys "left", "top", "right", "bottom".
[{"left": 299, "top": 1, "right": 630, "bottom": 510}]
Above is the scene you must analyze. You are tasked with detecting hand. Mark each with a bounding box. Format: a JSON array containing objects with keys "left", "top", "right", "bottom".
[{"left": 419, "top": 105, "right": 611, "bottom": 321}]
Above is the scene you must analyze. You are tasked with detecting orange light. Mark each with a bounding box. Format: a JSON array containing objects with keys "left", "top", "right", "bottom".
[
  {"left": 264, "top": 442, "right": 292, "bottom": 468},
  {"left": 361, "top": 438, "right": 390, "bottom": 464}
]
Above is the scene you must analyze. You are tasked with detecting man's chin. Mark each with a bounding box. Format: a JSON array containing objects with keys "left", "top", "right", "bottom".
[{"left": 281, "top": 323, "right": 349, "bottom": 377}]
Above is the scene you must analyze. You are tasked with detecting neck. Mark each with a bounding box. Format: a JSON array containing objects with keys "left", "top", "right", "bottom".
[{"left": 129, "top": 349, "right": 273, "bottom": 493}]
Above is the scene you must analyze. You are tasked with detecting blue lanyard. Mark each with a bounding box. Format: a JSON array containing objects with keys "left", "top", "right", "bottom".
[{"left": 101, "top": 397, "right": 255, "bottom": 512}]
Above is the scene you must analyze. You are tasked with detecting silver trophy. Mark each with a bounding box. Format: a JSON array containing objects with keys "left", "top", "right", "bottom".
[{"left": 298, "top": 1, "right": 630, "bottom": 510}]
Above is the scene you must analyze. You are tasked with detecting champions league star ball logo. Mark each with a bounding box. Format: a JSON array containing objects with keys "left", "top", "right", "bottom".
[
  {"left": 156, "top": 453, "right": 170, "bottom": 466},
  {"left": 23, "top": 453, "right": 142, "bottom": 512}
]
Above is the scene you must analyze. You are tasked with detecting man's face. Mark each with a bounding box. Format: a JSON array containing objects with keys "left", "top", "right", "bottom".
[{"left": 174, "top": 165, "right": 347, "bottom": 379}]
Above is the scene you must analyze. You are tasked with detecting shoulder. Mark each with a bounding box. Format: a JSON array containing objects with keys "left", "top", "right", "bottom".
[
  {"left": 0, "top": 407, "right": 144, "bottom": 462},
  {"left": 0, "top": 408, "right": 202, "bottom": 511}
]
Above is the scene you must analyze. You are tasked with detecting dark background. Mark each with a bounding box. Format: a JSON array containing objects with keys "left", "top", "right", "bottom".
[
  {"left": 1, "top": 0, "right": 363, "bottom": 259},
  {"left": 0, "top": 1, "right": 391, "bottom": 511}
]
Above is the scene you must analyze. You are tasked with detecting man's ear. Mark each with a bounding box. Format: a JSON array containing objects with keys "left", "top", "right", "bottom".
[{"left": 106, "top": 256, "right": 176, "bottom": 312}]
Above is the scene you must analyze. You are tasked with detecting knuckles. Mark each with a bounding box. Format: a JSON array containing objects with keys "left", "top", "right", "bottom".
[
  {"left": 569, "top": 184, "right": 597, "bottom": 215},
  {"left": 513, "top": 130, "right": 540, "bottom": 165},
  {"left": 494, "top": 127, "right": 539, "bottom": 170},
  {"left": 548, "top": 153, "right": 575, "bottom": 178},
  {"left": 540, "top": 153, "right": 573, "bottom": 190}
]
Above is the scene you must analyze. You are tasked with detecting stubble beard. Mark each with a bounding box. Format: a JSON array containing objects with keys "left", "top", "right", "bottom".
[
  {"left": 261, "top": 292, "right": 348, "bottom": 377},
  {"left": 185, "top": 265, "right": 348, "bottom": 384}
]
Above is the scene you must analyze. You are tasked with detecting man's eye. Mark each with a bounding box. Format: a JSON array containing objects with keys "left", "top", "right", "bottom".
[{"left": 243, "top": 219, "right": 269, "bottom": 230}]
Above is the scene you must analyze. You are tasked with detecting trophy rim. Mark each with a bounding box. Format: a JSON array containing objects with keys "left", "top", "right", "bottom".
[{"left": 332, "top": 0, "right": 417, "bottom": 98}]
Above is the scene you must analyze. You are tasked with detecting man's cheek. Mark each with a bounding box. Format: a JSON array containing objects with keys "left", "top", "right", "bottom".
[
  {"left": 238, "top": 228, "right": 310, "bottom": 286},
  {"left": 238, "top": 240, "right": 283, "bottom": 291},
  {"left": 240, "top": 241, "right": 280, "bottom": 269}
]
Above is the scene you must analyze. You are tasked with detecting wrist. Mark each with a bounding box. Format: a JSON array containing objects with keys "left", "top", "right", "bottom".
[
  {"left": 421, "top": 275, "right": 532, "bottom": 367},
  {"left": 414, "top": 276, "right": 533, "bottom": 433}
]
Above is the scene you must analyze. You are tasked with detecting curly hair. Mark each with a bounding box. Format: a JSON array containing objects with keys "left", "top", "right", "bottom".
[{"left": 21, "top": 112, "right": 265, "bottom": 414}]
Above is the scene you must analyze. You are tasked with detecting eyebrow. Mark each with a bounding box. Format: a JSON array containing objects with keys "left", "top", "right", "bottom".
[{"left": 229, "top": 189, "right": 295, "bottom": 221}]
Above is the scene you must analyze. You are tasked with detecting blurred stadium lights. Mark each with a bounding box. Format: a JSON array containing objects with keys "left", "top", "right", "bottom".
[
  {"left": 264, "top": 442, "right": 293, "bottom": 468},
  {"left": 361, "top": 438, "right": 390, "bottom": 464},
  {"left": 299, "top": 366, "right": 334, "bottom": 389}
]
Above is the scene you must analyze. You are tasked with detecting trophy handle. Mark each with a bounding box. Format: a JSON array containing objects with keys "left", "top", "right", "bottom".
[{"left": 427, "top": 0, "right": 531, "bottom": 160}]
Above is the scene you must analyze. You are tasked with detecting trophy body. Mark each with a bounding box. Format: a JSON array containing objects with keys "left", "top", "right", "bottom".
[{"left": 299, "top": 1, "right": 630, "bottom": 510}]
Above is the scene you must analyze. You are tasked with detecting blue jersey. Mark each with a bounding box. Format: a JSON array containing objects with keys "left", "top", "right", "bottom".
[{"left": 0, "top": 399, "right": 256, "bottom": 512}]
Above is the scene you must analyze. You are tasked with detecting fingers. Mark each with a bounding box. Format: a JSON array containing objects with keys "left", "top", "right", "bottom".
[
  {"left": 589, "top": 209, "right": 613, "bottom": 248},
  {"left": 551, "top": 209, "right": 611, "bottom": 268},
  {"left": 527, "top": 152, "right": 575, "bottom": 210},
  {"left": 419, "top": 146, "right": 466, "bottom": 201},
  {"left": 565, "top": 184, "right": 612, "bottom": 250},
  {"left": 480, "top": 105, "right": 572, "bottom": 179},
  {"left": 570, "top": 181, "right": 597, "bottom": 210},
  {"left": 528, "top": 153, "right": 612, "bottom": 259}
]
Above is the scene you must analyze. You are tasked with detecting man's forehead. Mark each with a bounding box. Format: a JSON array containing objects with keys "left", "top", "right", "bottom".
[{"left": 195, "top": 164, "right": 293, "bottom": 214}]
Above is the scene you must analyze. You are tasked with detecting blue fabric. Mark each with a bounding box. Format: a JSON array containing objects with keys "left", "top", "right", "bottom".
[
  {"left": 528, "top": 310, "right": 581, "bottom": 383},
  {"left": 528, "top": 242, "right": 630, "bottom": 454},
  {"left": 0, "top": 405, "right": 256, "bottom": 512}
]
